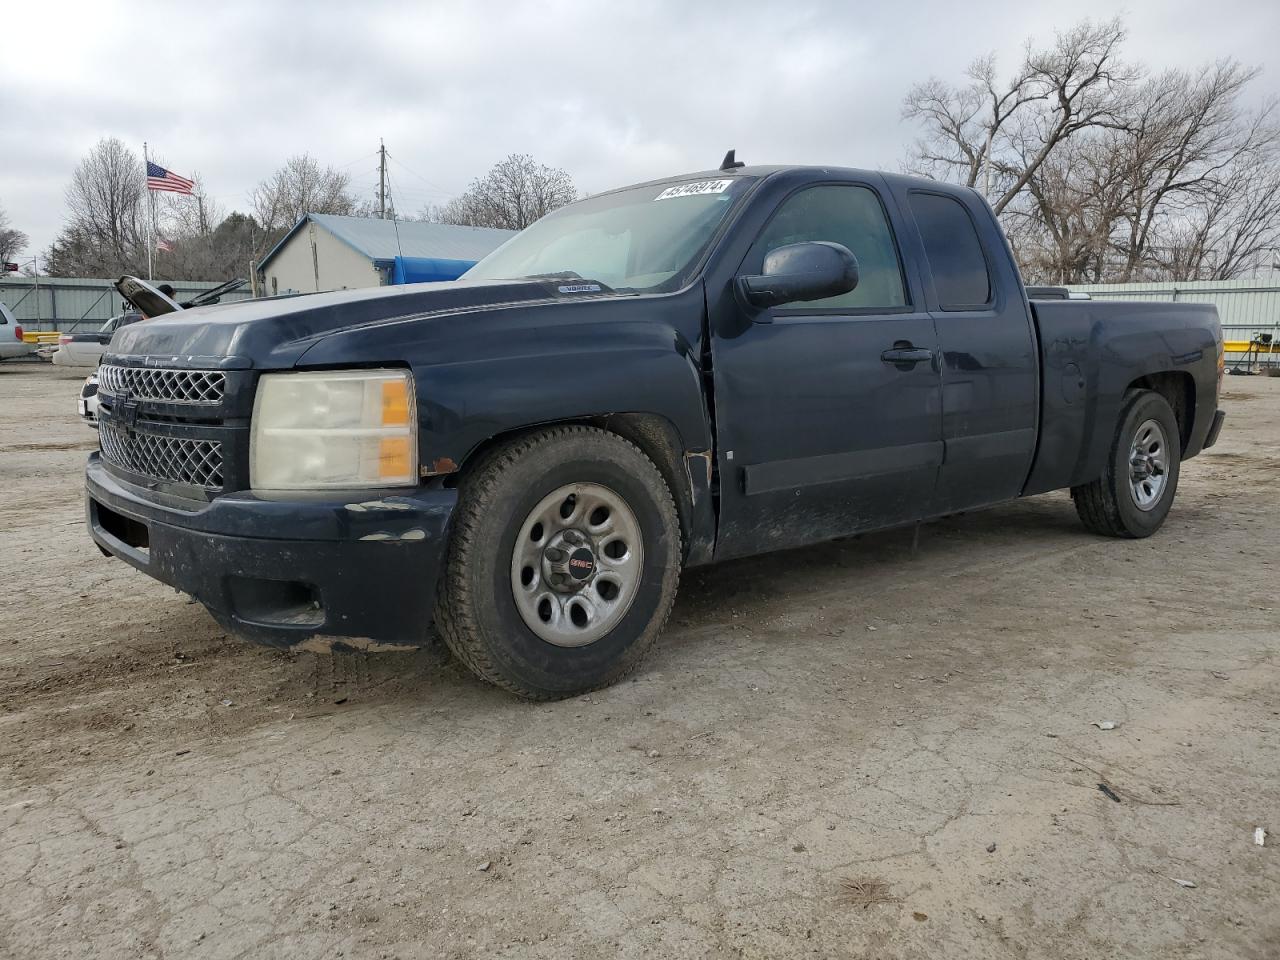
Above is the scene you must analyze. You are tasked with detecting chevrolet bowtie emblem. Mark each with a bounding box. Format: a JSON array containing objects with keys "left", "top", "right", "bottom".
[{"left": 118, "top": 395, "right": 140, "bottom": 429}]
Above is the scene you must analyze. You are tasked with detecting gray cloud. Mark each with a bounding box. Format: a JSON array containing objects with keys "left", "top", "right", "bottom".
[{"left": 2, "top": 0, "right": 1277, "bottom": 259}]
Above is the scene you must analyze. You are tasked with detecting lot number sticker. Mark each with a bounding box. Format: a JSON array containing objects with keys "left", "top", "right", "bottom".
[{"left": 654, "top": 180, "right": 734, "bottom": 200}]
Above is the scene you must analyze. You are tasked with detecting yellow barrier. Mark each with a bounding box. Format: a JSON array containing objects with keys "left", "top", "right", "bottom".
[
  {"left": 1224, "top": 340, "right": 1278, "bottom": 354},
  {"left": 21, "top": 331, "right": 61, "bottom": 345}
]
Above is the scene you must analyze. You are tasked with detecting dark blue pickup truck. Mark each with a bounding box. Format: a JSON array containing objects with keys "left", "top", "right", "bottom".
[{"left": 87, "top": 159, "right": 1225, "bottom": 699}]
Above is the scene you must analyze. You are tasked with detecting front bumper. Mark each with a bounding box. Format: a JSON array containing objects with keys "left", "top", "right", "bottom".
[{"left": 86, "top": 454, "right": 456, "bottom": 650}]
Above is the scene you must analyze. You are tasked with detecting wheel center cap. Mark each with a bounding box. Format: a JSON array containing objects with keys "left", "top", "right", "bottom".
[{"left": 567, "top": 546, "right": 595, "bottom": 581}]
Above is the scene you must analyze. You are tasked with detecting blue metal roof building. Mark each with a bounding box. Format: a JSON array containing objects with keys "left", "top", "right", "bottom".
[{"left": 256, "top": 214, "right": 515, "bottom": 294}]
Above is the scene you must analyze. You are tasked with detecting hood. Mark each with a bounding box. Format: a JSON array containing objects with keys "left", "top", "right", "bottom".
[
  {"left": 116, "top": 276, "right": 182, "bottom": 318},
  {"left": 106, "top": 278, "right": 620, "bottom": 368}
]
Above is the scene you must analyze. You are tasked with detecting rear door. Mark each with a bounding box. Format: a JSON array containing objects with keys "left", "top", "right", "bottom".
[
  {"left": 710, "top": 177, "right": 943, "bottom": 560},
  {"left": 898, "top": 188, "right": 1038, "bottom": 512}
]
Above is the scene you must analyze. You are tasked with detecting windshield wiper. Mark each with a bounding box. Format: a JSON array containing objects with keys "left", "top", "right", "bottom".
[{"left": 523, "top": 271, "right": 583, "bottom": 281}]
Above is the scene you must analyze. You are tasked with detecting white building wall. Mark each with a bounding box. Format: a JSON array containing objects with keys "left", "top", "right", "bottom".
[{"left": 262, "top": 223, "right": 385, "bottom": 295}]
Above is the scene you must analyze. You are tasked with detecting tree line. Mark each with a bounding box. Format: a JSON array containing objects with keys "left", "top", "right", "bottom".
[
  {"left": 902, "top": 17, "right": 1280, "bottom": 283},
  {"left": 17, "top": 145, "right": 580, "bottom": 282}
]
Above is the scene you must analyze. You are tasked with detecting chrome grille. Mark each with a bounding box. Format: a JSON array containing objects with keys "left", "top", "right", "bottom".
[
  {"left": 98, "top": 365, "right": 225, "bottom": 404},
  {"left": 99, "top": 421, "right": 224, "bottom": 489}
]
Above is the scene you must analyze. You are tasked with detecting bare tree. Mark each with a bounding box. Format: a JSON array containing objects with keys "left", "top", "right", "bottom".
[
  {"left": 905, "top": 20, "right": 1280, "bottom": 283},
  {"left": 424, "top": 154, "right": 577, "bottom": 230},
  {"left": 49, "top": 137, "right": 149, "bottom": 276},
  {"left": 1004, "top": 135, "right": 1131, "bottom": 283},
  {"left": 1148, "top": 146, "right": 1280, "bottom": 280},
  {"left": 0, "top": 204, "right": 28, "bottom": 264},
  {"left": 149, "top": 173, "right": 231, "bottom": 279},
  {"left": 151, "top": 209, "right": 259, "bottom": 282},
  {"left": 250, "top": 154, "right": 357, "bottom": 235},
  {"left": 904, "top": 17, "right": 1134, "bottom": 214},
  {"left": 1112, "top": 63, "right": 1278, "bottom": 280}
]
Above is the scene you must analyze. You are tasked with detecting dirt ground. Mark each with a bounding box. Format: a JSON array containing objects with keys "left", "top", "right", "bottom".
[{"left": 1, "top": 361, "right": 1276, "bottom": 960}]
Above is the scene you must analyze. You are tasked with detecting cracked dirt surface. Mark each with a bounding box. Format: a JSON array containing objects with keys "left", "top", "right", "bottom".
[{"left": 2, "top": 363, "right": 1277, "bottom": 959}]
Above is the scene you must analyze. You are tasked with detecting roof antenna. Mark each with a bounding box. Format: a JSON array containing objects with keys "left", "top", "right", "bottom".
[{"left": 719, "top": 149, "right": 745, "bottom": 171}]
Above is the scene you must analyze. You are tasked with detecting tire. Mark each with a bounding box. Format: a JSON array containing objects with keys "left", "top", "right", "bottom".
[
  {"left": 1072, "top": 389, "right": 1181, "bottom": 538},
  {"left": 436, "top": 425, "right": 682, "bottom": 700}
]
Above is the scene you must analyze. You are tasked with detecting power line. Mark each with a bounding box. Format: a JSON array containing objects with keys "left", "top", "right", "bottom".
[
  {"left": 383, "top": 163, "right": 408, "bottom": 220},
  {"left": 386, "top": 152, "right": 458, "bottom": 198},
  {"left": 334, "top": 150, "right": 379, "bottom": 170}
]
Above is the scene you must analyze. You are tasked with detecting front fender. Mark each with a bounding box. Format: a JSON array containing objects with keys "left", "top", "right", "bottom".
[{"left": 296, "top": 291, "right": 717, "bottom": 562}]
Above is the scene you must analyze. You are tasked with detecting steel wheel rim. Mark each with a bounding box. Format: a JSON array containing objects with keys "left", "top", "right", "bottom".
[
  {"left": 510, "top": 482, "right": 644, "bottom": 647},
  {"left": 1128, "top": 418, "right": 1169, "bottom": 511}
]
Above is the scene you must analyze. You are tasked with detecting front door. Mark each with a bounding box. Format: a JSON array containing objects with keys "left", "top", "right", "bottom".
[{"left": 710, "top": 179, "right": 943, "bottom": 560}]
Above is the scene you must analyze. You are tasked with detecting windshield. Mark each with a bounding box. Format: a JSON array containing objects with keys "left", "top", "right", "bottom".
[{"left": 463, "top": 177, "right": 755, "bottom": 293}]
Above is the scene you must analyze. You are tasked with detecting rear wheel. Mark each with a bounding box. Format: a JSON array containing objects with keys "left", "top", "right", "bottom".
[
  {"left": 436, "top": 425, "right": 681, "bottom": 700},
  {"left": 1072, "top": 389, "right": 1181, "bottom": 538}
]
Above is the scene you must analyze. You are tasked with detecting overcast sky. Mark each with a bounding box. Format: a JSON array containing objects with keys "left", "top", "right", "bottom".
[{"left": 2, "top": 0, "right": 1278, "bottom": 261}]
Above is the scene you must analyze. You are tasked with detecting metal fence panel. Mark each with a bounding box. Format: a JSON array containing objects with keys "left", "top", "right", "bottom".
[{"left": 0, "top": 277, "right": 254, "bottom": 332}]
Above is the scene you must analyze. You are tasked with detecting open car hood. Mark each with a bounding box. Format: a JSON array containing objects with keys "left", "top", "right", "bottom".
[
  {"left": 183, "top": 278, "right": 247, "bottom": 308},
  {"left": 115, "top": 276, "right": 182, "bottom": 318}
]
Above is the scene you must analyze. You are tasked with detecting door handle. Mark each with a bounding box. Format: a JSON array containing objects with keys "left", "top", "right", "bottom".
[{"left": 880, "top": 344, "right": 934, "bottom": 365}]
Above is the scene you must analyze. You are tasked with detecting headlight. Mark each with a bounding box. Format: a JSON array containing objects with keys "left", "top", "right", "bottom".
[{"left": 250, "top": 369, "right": 417, "bottom": 489}]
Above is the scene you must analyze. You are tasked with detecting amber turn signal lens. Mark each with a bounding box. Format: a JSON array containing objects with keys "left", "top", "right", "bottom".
[
  {"left": 378, "top": 436, "right": 412, "bottom": 480},
  {"left": 381, "top": 378, "right": 410, "bottom": 426}
]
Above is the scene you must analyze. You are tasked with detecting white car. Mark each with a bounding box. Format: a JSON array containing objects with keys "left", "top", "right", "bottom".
[
  {"left": 0, "top": 302, "right": 36, "bottom": 360},
  {"left": 51, "top": 313, "right": 142, "bottom": 367},
  {"left": 78, "top": 373, "right": 100, "bottom": 427},
  {"left": 66, "top": 277, "right": 249, "bottom": 425}
]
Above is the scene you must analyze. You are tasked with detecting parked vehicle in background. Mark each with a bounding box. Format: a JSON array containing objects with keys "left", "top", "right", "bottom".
[
  {"left": 62, "top": 278, "right": 250, "bottom": 427},
  {"left": 120, "top": 276, "right": 247, "bottom": 314},
  {"left": 78, "top": 374, "right": 100, "bottom": 426},
  {"left": 85, "top": 159, "right": 1225, "bottom": 700},
  {"left": 50, "top": 278, "right": 247, "bottom": 368},
  {"left": 0, "top": 302, "right": 36, "bottom": 361},
  {"left": 51, "top": 312, "right": 143, "bottom": 367}
]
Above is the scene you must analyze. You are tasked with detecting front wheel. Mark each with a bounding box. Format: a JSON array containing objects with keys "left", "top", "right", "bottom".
[
  {"left": 436, "top": 425, "right": 682, "bottom": 700},
  {"left": 1072, "top": 389, "right": 1181, "bottom": 538}
]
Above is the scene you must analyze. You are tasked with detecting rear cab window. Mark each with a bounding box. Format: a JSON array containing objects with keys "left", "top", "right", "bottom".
[{"left": 908, "top": 192, "right": 991, "bottom": 310}]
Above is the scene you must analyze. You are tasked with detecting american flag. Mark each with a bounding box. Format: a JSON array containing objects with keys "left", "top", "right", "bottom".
[
  {"left": 146, "top": 161, "right": 195, "bottom": 195},
  {"left": 156, "top": 237, "right": 174, "bottom": 253}
]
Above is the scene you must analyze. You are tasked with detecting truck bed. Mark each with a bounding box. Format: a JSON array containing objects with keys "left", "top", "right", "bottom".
[{"left": 1023, "top": 297, "right": 1222, "bottom": 496}]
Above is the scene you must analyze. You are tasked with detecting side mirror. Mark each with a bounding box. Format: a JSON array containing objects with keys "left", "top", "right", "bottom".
[{"left": 736, "top": 241, "right": 859, "bottom": 313}]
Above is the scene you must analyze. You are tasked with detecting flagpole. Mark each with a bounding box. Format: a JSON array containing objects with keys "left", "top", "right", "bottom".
[{"left": 143, "top": 142, "right": 154, "bottom": 281}]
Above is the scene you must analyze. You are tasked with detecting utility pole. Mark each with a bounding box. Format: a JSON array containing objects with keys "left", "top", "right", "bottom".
[{"left": 378, "top": 139, "right": 387, "bottom": 220}]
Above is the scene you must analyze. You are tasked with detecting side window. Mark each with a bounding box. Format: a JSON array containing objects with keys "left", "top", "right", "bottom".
[
  {"left": 908, "top": 193, "right": 991, "bottom": 309},
  {"left": 757, "top": 185, "right": 907, "bottom": 310}
]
